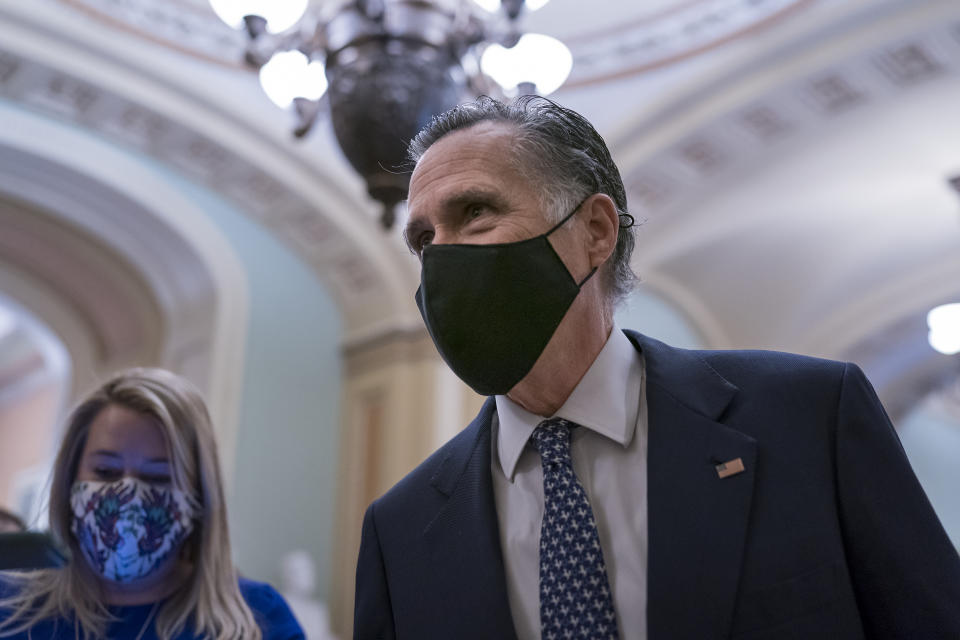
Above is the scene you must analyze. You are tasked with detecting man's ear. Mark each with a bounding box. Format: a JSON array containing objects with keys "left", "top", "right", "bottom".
[{"left": 582, "top": 193, "right": 620, "bottom": 270}]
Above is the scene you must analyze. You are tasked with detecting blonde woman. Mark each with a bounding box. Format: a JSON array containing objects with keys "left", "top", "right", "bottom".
[{"left": 0, "top": 368, "right": 304, "bottom": 639}]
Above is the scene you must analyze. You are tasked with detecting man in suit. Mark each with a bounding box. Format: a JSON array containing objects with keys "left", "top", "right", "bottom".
[{"left": 353, "top": 96, "right": 960, "bottom": 639}]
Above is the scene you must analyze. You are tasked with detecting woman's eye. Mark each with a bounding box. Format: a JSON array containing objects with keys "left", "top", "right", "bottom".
[
  {"left": 141, "top": 474, "right": 172, "bottom": 485},
  {"left": 94, "top": 467, "right": 122, "bottom": 480}
]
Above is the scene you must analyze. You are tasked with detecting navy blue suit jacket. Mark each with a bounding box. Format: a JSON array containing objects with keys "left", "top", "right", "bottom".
[{"left": 354, "top": 331, "right": 960, "bottom": 639}]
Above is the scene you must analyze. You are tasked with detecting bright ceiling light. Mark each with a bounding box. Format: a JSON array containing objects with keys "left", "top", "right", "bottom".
[
  {"left": 480, "top": 33, "right": 572, "bottom": 95},
  {"left": 927, "top": 303, "right": 960, "bottom": 355},
  {"left": 525, "top": 0, "right": 551, "bottom": 10},
  {"left": 301, "top": 60, "right": 328, "bottom": 101},
  {"left": 259, "top": 51, "right": 328, "bottom": 109},
  {"left": 209, "top": 0, "right": 308, "bottom": 34}
]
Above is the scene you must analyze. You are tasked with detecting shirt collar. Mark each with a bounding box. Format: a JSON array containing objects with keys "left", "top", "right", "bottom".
[{"left": 494, "top": 324, "right": 642, "bottom": 481}]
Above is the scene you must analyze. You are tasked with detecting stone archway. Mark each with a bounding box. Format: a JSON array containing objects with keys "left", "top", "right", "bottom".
[{"left": 0, "top": 110, "right": 249, "bottom": 481}]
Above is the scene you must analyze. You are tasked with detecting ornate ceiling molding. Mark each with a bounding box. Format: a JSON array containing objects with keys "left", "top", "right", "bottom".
[
  {"left": 54, "top": 0, "right": 813, "bottom": 87},
  {"left": 618, "top": 3, "right": 960, "bottom": 221},
  {"left": 563, "top": 0, "right": 812, "bottom": 87},
  {"left": 0, "top": 13, "right": 414, "bottom": 339},
  {"left": 58, "top": 0, "right": 246, "bottom": 67},
  {"left": 611, "top": 0, "right": 960, "bottom": 416}
]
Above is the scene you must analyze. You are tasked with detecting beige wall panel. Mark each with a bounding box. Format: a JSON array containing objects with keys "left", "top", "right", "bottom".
[{"left": 330, "top": 329, "right": 456, "bottom": 638}]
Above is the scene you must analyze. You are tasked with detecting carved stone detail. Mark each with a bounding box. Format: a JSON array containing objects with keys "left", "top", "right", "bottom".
[
  {"left": 0, "top": 49, "right": 385, "bottom": 312},
  {"left": 622, "top": 19, "right": 960, "bottom": 218},
  {"left": 59, "top": 0, "right": 245, "bottom": 67},
  {"left": 56, "top": 0, "right": 811, "bottom": 91},
  {"left": 564, "top": 0, "right": 810, "bottom": 87}
]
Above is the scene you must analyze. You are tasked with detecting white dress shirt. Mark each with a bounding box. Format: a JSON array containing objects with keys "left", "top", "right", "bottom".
[{"left": 492, "top": 325, "right": 648, "bottom": 640}]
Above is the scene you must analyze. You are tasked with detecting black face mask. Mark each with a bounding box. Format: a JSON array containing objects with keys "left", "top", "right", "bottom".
[{"left": 415, "top": 202, "right": 596, "bottom": 396}]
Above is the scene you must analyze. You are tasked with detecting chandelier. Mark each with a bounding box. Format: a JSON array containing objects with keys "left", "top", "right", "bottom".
[{"left": 208, "top": 0, "right": 573, "bottom": 228}]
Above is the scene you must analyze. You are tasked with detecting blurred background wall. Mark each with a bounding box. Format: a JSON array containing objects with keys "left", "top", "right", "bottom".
[{"left": 0, "top": 0, "right": 958, "bottom": 637}]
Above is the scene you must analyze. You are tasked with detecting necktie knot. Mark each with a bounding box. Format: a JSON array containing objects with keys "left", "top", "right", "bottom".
[{"left": 532, "top": 418, "right": 574, "bottom": 468}]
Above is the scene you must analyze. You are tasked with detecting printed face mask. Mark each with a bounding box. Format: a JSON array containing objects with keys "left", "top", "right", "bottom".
[
  {"left": 415, "top": 200, "right": 595, "bottom": 396},
  {"left": 70, "top": 477, "right": 196, "bottom": 583}
]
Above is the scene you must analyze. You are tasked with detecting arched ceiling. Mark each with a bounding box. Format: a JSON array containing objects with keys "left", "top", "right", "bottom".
[
  {"left": 0, "top": 0, "right": 956, "bottom": 414},
  {"left": 607, "top": 0, "right": 960, "bottom": 414},
  {"left": 0, "top": 0, "right": 834, "bottom": 342},
  {"left": 0, "top": 0, "right": 419, "bottom": 345}
]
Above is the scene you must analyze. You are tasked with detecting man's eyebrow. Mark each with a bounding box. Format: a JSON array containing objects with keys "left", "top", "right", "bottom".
[
  {"left": 441, "top": 188, "right": 509, "bottom": 212},
  {"left": 403, "top": 187, "right": 511, "bottom": 250}
]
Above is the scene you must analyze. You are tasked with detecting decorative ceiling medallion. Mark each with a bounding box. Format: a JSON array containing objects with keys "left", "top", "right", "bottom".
[{"left": 563, "top": 0, "right": 811, "bottom": 87}]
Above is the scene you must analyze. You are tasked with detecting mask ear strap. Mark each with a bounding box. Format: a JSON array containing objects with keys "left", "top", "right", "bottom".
[
  {"left": 544, "top": 196, "right": 591, "bottom": 236},
  {"left": 577, "top": 266, "right": 598, "bottom": 288}
]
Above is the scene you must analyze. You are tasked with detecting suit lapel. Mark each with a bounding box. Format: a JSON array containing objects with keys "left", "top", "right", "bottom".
[
  {"left": 421, "top": 398, "right": 518, "bottom": 639},
  {"left": 418, "top": 333, "right": 756, "bottom": 639},
  {"left": 628, "top": 332, "right": 757, "bottom": 640}
]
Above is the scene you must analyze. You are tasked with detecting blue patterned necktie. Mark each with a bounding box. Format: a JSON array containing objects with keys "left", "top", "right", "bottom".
[{"left": 532, "top": 417, "right": 620, "bottom": 640}]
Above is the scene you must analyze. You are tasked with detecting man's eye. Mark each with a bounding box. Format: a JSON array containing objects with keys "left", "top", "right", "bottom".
[
  {"left": 467, "top": 204, "right": 486, "bottom": 219},
  {"left": 416, "top": 231, "right": 434, "bottom": 254}
]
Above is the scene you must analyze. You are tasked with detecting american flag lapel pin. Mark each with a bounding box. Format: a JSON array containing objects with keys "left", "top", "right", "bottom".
[{"left": 715, "top": 457, "right": 745, "bottom": 479}]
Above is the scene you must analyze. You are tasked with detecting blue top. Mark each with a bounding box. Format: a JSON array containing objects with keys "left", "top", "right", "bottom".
[{"left": 0, "top": 576, "right": 304, "bottom": 639}]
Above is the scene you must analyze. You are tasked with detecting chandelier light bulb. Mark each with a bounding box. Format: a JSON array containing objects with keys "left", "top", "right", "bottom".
[
  {"left": 259, "top": 51, "right": 328, "bottom": 109},
  {"left": 481, "top": 33, "right": 573, "bottom": 96},
  {"left": 302, "top": 60, "right": 329, "bottom": 100},
  {"left": 209, "top": 0, "right": 308, "bottom": 34},
  {"left": 927, "top": 303, "right": 960, "bottom": 355}
]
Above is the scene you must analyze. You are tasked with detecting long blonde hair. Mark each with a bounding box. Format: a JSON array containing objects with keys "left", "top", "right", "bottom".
[{"left": 0, "top": 368, "right": 261, "bottom": 640}]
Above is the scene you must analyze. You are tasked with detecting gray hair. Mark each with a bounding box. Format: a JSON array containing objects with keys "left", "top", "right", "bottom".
[{"left": 408, "top": 95, "right": 637, "bottom": 306}]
